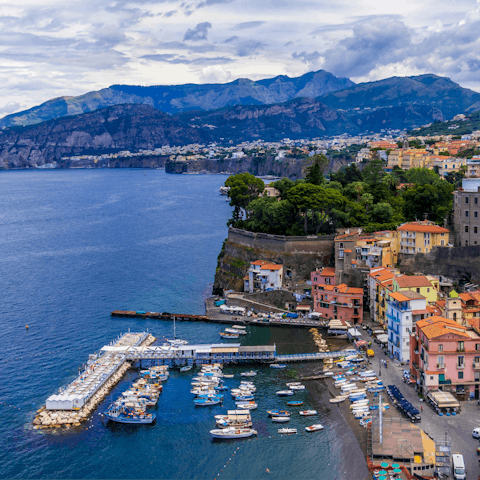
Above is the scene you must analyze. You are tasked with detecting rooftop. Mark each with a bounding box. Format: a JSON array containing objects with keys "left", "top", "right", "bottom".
[
  {"left": 395, "top": 275, "right": 433, "bottom": 288},
  {"left": 397, "top": 221, "right": 449, "bottom": 234}
]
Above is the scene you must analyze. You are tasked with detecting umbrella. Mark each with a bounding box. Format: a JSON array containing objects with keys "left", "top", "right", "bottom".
[
  {"left": 380, "top": 462, "right": 389, "bottom": 468},
  {"left": 379, "top": 476, "right": 387, "bottom": 480},
  {"left": 393, "top": 468, "right": 401, "bottom": 473},
  {"left": 378, "top": 470, "right": 387, "bottom": 475},
  {"left": 391, "top": 463, "right": 400, "bottom": 468}
]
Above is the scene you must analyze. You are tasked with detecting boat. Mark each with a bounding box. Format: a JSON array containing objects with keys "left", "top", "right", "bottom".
[
  {"left": 235, "top": 401, "right": 258, "bottom": 410},
  {"left": 240, "top": 371, "right": 257, "bottom": 377},
  {"left": 329, "top": 397, "right": 346, "bottom": 403},
  {"left": 225, "top": 328, "right": 246, "bottom": 335},
  {"left": 270, "top": 364, "right": 287, "bottom": 369},
  {"left": 323, "top": 372, "right": 334, "bottom": 377},
  {"left": 289, "top": 385, "right": 306, "bottom": 391},
  {"left": 305, "top": 424, "right": 324, "bottom": 432},
  {"left": 286, "top": 401, "right": 304, "bottom": 406},
  {"left": 214, "top": 385, "right": 229, "bottom": 391},
  {"left": 271, "top": 416, "right": 290, "bottom": 423},
  {"left": 210, "top": 427, "right": 257, "bottom": 439},
  {"left": 232, "top": 325, "right": 246, "bottom": 330},
  {"left": 299, "top": 410, "right": 317, "bottom": 416},
  {"left": 222, "top": 374, "right": 234, "bottom": 379},
  {"left": 278, "top": 428, "right": 297, "bottom": 434},
  {"left": 267, "top": 410, "right": 290, "bottom": 417},
  {"left": 194, "top": 397, "right": 222, "bottom": 406},
  {"left": 104, "top": 404, "right": 156, "bottom": 424},
  {"left": 219, "top": 332, "right": 239, "bottom": 339},
  {"left": 276, "top": 390, "right": 294, "bottom": 397},
  {"left": 234, "top": 395, "right": 255, "bottom": 401},
  {"left": 180, "top": 365, "right": 192, "bottom": 372},
  {"left": 286, "top": 382, "right": 302, "bottom": 387}
]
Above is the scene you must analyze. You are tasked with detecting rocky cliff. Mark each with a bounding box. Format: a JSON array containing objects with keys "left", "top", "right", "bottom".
[{"left": 0, "top": 104, "right": 206, "bottom": 168}]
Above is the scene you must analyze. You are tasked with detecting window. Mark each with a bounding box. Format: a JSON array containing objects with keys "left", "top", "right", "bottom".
[
  {"left": 339, "top": 251, "right": 344, "bottom": 258},
  {"left": 476, "top": 197, "right": 478, "bottom": 205},
  {"left": 475, "top": 212, "right": 478, "bottom": 218},
  {"left": 458, "top": 355, "right": 465, "bottom": 367},
  {"left": 458, "top": 371, "right": 464, "bottom": 379},
  {"left": 466, "top": 197, "right": 469, "bottom": 204},
  {"left": 339, "top": 242, "right": 344, "bottom": 249},
  {"left": 314, "top": 277, "right": 317, "bottom": 282},
  {"left": 441, "top": 240, "right": 445, "bottom": 246},
  {"left": 438, "top": 344, "right": 443, "bottom": 352},
  {"left": 466, "top": 211, "right": 469, "bottom": 217},
  {"left": 465, "top": 226, "right": 469, "bottom": 233},
  {"left": 476, "top": 344, "right": 480, "bottom": 351},
  {"left": 475, "top": 227, "right": 478, "bottom": 234},
  {"left": 427, "top": 288, "right": 430, "bottom": 292},
  {"left": 416, "top": 288, "right": 420, "bottom": 293},
  {"left": 458, "top": 341, "right": 464, "bottom": 351}
]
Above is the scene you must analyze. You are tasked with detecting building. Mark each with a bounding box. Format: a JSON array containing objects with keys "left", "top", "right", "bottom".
[
  {"left": 410, "top": 316, "right": 480, "bottom": 398},
  {"left": 453, "top": 177, "right": 480, "bottom": 246},
  {"left": 433, "top": 156, "right": 466, "bottom": 178},
  {"left": 387, "top": 149, "right": 431, "bottom": 170},
  {"left": 367, "top": 267, "right": 397, "bottom": 326},
  {"left": 387, "top": 290, "right": 429, "bottom": 362},
  {"left": 311, "top": 267, "right": 336, "bottom": 286},
  {"left": 397, "top": 221, "right": 450, "bottom": 254},
  {"left": 244, "top": 260, "right": 283, "bottom": 293},
  {"left": 392, "top": 274, "right": 439, "bottom": 303},
  {"left": 312, "top": 283, "right": 363, "bottom": 324}
]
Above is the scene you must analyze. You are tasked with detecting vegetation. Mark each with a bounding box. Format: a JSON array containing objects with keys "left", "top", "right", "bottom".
[
  {"left": 224, "top": 162, "right": 455, "bottom": 236},
  {"left": 408, "top": 109, "right": 480, "bottom": 136}
]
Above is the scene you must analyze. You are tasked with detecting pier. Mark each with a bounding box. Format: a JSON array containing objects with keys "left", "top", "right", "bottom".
[
  {"left": 111, "top": 309, "right": 326, "bottom": 328},
  {"left": 275, "top": 349, "right": 357, "bottom": 363}
]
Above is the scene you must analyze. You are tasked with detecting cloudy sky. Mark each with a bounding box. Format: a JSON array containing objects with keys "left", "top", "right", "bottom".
[{"left": 1, "top": 0, "right": 480, "bottom": 117}]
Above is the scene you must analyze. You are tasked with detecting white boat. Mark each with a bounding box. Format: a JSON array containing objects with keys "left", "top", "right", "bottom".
[
  {"left": 271, "top": 416, "right": 290, "bottom": 423},
  {"left": 235, "top": 401, "right": 258, "bottom": 410},
  {"left": 232, "top": 325, "right": 246, "bottom": 330},
  {"left": 286, "top": 382, "right": 302, "bottom": 387},
  {"left": 219, "top": 332, "right": 239, "bottom": 339},
  {"left": 222, "top": 374, "right": 234, "bottom": 378},
  {"left": 324, "top": 372, "right": 334, "bottom": 377},
  {"left": 210, "top": 427, "right": 257, "bottom": 439},
  {"left": 225, "top": 328, "right": 247, "bottom": 335},
  {"left": 299, "top": 410, "right": 317, "bottom": 416},
  {"left": 329, "top": 397, "right": 346, "bottom": 403},
  {"left": 289, "top": 385, "right": 305, "bottom": 391},
  {"left": 270, "top": 364, "right": 287, "bottom": 369},
  {"left": 278, "top": 428, "right": 297, "bottom": 434},
  {"left": 180, "top": 365, "right": 192, "bottom": 372},
  {"left": 240, "top": 371, "right": 257, "bottom": 377},
  {"left": 305, "top": 424, "right": 324, "bottom": 432},
  {"left": 276, "top": 390, "right": 294, "bottom": 396}
]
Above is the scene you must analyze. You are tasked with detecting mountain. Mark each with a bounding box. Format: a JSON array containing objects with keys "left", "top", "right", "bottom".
[
  {"left": 318, "top": 74, "right": 480, "bottom": 121},
  {"left": 0, "top": 70, "right": 354, "bottom": 128},
  {"left": 178, "top": 98, "right": 446, "bottom": 141},
  {"left": 408, "top": 109, "right": 480, "bottom": 136},
  {"left": 0, "top": 104, "right": 207, "bottom": 169}
]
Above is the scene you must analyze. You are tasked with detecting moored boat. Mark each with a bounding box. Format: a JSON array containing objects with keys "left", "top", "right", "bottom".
[
  {"left": 278, "top": 428, "right": 297, "bottom": 434},
  {"left": 276, "top": 390, "right": 294, "bottom": 396},
  {"left": 305, "top": 424, "right": 324, "bottom": 432},
  {"left": 267, "top": 410, "right": 290, "bottom": 417},
  {"left": 240, "top": 371, "right": 257, "bottom": 377},
  {"left": 286, "top": 401, "right": 304, "bottom": 406},
  {"left": 271, "top": 416, "right": 290, "bottom": 423},
  {"left": 180, "top": 365, "right": 192, "bottom": 372},
  {"left": 270, "top": 364, "right": 287, "bottom": 369},
  {"left": 104, "top": 404, "right": 156, "bottom": 424},
  {"left": 299, "top": 410, "right": 317, "bottom": 416},
  {"left": 219, "top": 332, "right": 239, "bottom": 339},
  {"left": 289, "top": 384, "right": 305, "bottom": 391},
  {"left": 210, "top": 427, "right": 257, "bottom": 439}
]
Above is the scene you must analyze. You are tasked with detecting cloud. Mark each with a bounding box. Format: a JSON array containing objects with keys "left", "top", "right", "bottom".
[
  {"left": 292, "top": 51, "right": 321, "bottom": 64},
  {"left": 200, "top": 65, "right": 232, "bottom": 83},
  {"left": 184, "top": 22, "right": 212, "bottom": 41},
  {"left": 232, "top": 21, "right": 265, "bottom": 30},
  {"left": 196, "top": 0, "right": 234, "bottom": 9},
  {"left": 0, "top": 101, "right": 22, "bottom": 115},
  {"left": 236, "top": 40, "right": 265, "bottom": 57},
  {"left": 140, "top": 54, "right": 234, "bottom": 65},
  {"left": 224, "top": 36, "right": 238, "bottom": 43}
]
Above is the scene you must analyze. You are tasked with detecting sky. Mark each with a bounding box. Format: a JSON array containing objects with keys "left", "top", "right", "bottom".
[{"left": 1, "top": 0, "right": 480, "bottom": 117}]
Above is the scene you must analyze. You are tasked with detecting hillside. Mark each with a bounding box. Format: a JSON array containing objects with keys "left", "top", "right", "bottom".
[
  {"left": 319, "top": 74, "right": 480, "bottom": 121},
  {"left": 0, "top": 70, "right": 354, "bottom": 128},
  {"left": 408, "top": 109, "right": 480, "bottom": 136},
  {"left": 0, "top": 104, "right": 207, "bottom": 169}
]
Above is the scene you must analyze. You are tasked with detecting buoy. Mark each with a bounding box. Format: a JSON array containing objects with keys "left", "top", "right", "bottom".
[{"left": 26, "top": 325, "right": 29, "bottom": 329}]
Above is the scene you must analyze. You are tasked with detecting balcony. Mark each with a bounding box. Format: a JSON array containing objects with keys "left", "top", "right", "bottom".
[
  {"left": 457, "top": 347, "right": 465, "bottom": 352},
  {"left": 457, "top": 363, "right": 465, "bottom": 369},
  {"left": 400, "top": 240, "right": 416, "bottom": 247},
  {"left": 474, "top": 363, "right": 480, "bottom": 369},
  {"left": 436, "top": 364, "right": 445, "bottom": 369},
  {"left": 387, "top": 313, "right": 399, "bottom": 323}
]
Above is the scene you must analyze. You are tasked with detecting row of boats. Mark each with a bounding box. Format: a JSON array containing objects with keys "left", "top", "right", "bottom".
[
  {"left": 219, "top": 325, "right": 247, "bottom": 339},
  {"left": 103, "top": 366, "right": 169, "bottom": 424}
]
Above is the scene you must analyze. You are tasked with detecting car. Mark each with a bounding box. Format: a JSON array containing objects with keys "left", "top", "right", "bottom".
[{"left": 472, "top": 427, "right": 480, "bottom": 438}]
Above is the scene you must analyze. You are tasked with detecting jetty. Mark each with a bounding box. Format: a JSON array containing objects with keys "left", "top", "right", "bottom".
[{"left": 275, "top": 350, "right": 357, "bottom": 363}]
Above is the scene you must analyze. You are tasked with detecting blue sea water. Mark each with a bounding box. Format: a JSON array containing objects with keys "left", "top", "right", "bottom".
[{"left": 0, "top": 169, "right": 365, "bottom": 479}]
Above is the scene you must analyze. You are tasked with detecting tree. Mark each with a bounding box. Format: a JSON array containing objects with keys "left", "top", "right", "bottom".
[
  {"left": 405, "top": 167, "right": 439, "bottom": 185},
  {"left": 225, "top": 173, "right": 265, "bottom": 225},
  {"left": 392, "top": 165, "right": 408, "bottom": 182},
  {"left": 271, "top": 178, "right": 295, "bottom": 199},
  {"left": 360, "top": 193, "right": 374, "bottom": 214},
  {"left": 304, "top": 154, "right": 329, "bottom": 185},
  {"left": 370, "top": 203, "right": 394, "bottom": 224},
  {"left": 362, "top": 152, "right": 386, "bottom": 185},
  {"left": 382, "top": 172, "right": 400, "bottom": 193},
  {"left": 344, "top": 163, "right": 363, "bottom": 184}
]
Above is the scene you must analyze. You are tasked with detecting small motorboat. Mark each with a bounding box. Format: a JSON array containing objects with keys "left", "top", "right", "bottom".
[
  {"left": 287, "top": 401, "right": 304, "bottom": 406},
  {"left": 219, "top": 332, "right": 239, "bottom": 339},
  {"left": 222, "top": 374, "right": 234, "bottom": 378},
  {"left": 214, "top": 385, "right": 229, "bottom": 391},
  {"left": 180, "top": 365, "right": 192, "bottom": 372},
  {"left": 270, "top": 364, "right": 287, "bottom": 369},
  {"left": 305, "top": 424, "right": 324, "bottom": 432},
  {"left": 329, "top": 397, "right": 346, "bottom": 403},
  {"left": 289, "top": 385, "right": 306, "bottom": 391},
  {"left": 267, "top": 410, "right": 290, "bottom": 417},
  {"left": 271, "top": 416, "right": 290, "bottom": 423},
  {"left": 323, "top": 371, "right": 334, "bottom": 377},
  {"left": 210, "top": 427, "right": 257, "bottom": 439},
  {"left": 240, "top": 371, "right": 257, "bottom": 377},
  {"left": 299, "top": 410, "right": 317, "bottom": 416},
  {"left": 194, "top": 397, "right": 222, "bottom": 406},
  {"left": 235, "top": 402, "right": 258, "bottom": 410},
  {"left": 286, "top": 382, "right": 302, "bottom": 387},
  {"left": 278, "top": 428, "right": 297, "bottom": 434},
  {"left": 225, "top": 328, "right": 247, "bottom": 335},
  {"left": 234, "top": 395, "right": 255, "bottom": 401},
  {"left": 276, "top": 390, "right": 294, "bottom": 397}
]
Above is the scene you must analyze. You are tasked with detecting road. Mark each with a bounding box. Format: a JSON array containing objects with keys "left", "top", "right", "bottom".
[{"left": 360, "top": 318, "right": 480, "bottom": 480}]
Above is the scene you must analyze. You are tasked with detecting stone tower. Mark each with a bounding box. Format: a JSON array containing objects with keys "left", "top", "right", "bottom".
[{"left": 445, "top": 290, "right": 464, "bottom": 326}]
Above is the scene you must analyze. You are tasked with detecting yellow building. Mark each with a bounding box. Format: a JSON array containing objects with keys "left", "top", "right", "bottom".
[
  {"left": 433, "top": 156, "right": 466, "bottom": 178},
  {"left": 387, "top": 149, "right": 430, "bottom": 170},
  {"left": 397, "top": 221, "right": 450, "bottom": 254},
  {"left": 368, "top": 267, "right": 398, "bottom": 326},
  {"left": 392, "top": 274, "right": 439, "bottom": 303}
]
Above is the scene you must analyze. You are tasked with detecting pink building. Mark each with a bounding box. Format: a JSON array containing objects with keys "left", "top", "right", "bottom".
[
  {"left": 311, "top": 267, "right": 336, "bottom": 286},
  {"left": 410, "top": 316, "right": 480, "bottom": 398},
  {"left": 312, "top": 284, "right": 363, "bottom": 324}
]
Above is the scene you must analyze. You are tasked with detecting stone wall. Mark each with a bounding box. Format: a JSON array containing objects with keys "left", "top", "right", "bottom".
[
  {"left": 398, "top": 246, "right": 480, "bottom": 284},
  {"left": 213, "top": 228, "right": 335, "bottom": 294}
]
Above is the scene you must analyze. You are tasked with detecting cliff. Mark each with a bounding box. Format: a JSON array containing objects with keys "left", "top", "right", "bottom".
[
  {"left": 166, "top": 154, "right": 350, "bottom": 179},
  {"left": 213, "top": 228, "right": 335, "bottom": 294}
]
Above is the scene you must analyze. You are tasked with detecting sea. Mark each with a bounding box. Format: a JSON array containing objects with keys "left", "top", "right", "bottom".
[{"left": 0, "top": 169, "right": 366, "bottom": 479}]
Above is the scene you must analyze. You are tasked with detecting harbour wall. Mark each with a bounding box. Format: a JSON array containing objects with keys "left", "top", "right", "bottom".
[
  {"left": 398, "top": 246, "right": 480, "bottom": 284},
  {"left": 213, "top": 227, "right": 335, "bottom": 294}
]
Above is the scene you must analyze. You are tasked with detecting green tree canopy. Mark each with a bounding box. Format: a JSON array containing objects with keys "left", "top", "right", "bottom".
[
  {"left": 304, "top": 154, "right": 329, "bottom": 185},
  {"left": 405, "top": 167, "right": 439, "bottom": 185},
  {"left": 362, "top": 152, "right": 386, "bottom": 185},
  {"left": 370, "top": 202, "right": 394, "bottom": 224},
  {"left": 225, "top": 173, "right": 265, "bottom": 224}
]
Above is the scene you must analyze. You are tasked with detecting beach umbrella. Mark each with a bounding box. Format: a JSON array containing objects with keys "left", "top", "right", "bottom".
[
  {"left": 393, "top": 468, "right": 401, "bottom": 473},
  {"left": 391, "top": 463, "right": 400, "bottom": 468},
  {"left": 379, "top": 476, "right": 387, "bottom": 480},
  {"left": 380, "top": 462, "right": 389, "bottom": 468},
  {"left": 378, "top": 470, "right": 387, "bottom": 475}
]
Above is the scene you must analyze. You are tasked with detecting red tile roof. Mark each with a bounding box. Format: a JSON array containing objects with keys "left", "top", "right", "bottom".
[
  {"left": 397, "top": 222, "right": 449, "bottom": 234},
  {"left": 251, "top": 260, "right": 269, "bottom": 266},
  {"left": 395, "top": 275, "right": 432, "bottom": 288},
  {"left": 320, "top": 267, "right": 336, "bottom": 276},
  {"left": 261, "top": 264, "right": 282, "bottom": 270}
]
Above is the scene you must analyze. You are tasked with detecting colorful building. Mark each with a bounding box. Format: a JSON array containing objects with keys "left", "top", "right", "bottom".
[
  {"left": 312, "top": 283, "right": 363, "bottom": 324},
  {"left": 397, "top": 221, "right": 450, "bottom": 254},
  {"left": 387, "top": 290, "right": 429, "bottom": 362},
  {"left": 410, "top": 316, "right": 480, "bottom": 397},
  {"left": 392, "top": 274, "right": 439, "bottom": 303},
  {"left": 367, "top": 267, "right": 397, "bottom": 326},
  {"left": 244, "top": 260, "right": 283, "bottom": 293}
]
